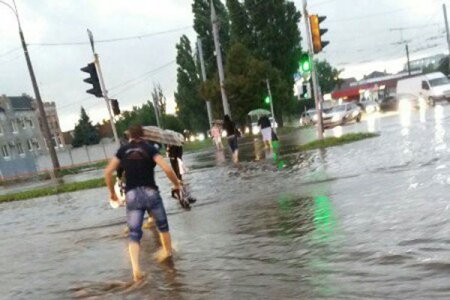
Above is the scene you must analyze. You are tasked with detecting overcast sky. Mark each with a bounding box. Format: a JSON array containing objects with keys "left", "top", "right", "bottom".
[{"left": 1, "top": 0, "right": 449, "bottom": 131}]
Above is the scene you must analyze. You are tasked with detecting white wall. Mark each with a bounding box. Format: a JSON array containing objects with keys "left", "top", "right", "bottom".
[{"left": 36, "top": 142, "right": 118, "bottom": 171}]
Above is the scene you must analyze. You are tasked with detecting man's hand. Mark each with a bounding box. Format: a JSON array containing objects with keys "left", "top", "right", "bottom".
[
  {"left": 110, "top": 191, "right": 119, "bottom": 202},
  {"left": 104, "top": 157, "right": 121, "bottom": 203}
]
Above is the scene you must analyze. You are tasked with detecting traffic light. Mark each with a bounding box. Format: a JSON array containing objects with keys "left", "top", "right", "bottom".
[
  {"left": 299, "top": 53, "right": 311, "bottom": 73},
  {"left": 309, "top": 15, "right": 328, "bottom": 54},
  {"left": 110, "top": 99, "right": 120, "bottom": 115},
  {"left": 300, "top": 82, "right": 312, "bottom": 99},
  {"left": 264, "top": 96, "right": 271, "bottom": 105},
  {"left": 81, "top": 62, "right": 102, "bottom": 97}
]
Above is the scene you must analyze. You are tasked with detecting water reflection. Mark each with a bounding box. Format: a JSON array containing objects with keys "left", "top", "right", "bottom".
[
  {"left": 419, "top": 97, "right": 427, "bottom": 123},
  {"left": 332, "top": 126, "right": 343, "bottom": 138},
  {"left": 399, "top": 99, "right": 412, "bottom": 128},
  {"left": 434, "top": 105, "right": 446, "bottom": 151}
]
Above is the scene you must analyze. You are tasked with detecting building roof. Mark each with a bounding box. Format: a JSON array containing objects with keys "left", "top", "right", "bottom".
[{"left": 8, "top": 96, "right": 34, "bottom": 111}]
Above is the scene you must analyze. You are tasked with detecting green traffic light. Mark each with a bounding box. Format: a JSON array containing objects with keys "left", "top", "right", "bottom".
[
  {"left": 299, "top": 53, "right": 311, "bottom": 73},
  {"left": 264, "top": 96, "right": 271, "bottom": 104},
  {"left": 301, "top": 61, "right": 310, "bottom": 72}
]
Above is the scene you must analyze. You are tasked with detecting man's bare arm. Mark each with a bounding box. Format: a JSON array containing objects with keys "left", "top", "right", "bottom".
[{"left": 104, "top": 157, "right": 121, "bottom": 198}]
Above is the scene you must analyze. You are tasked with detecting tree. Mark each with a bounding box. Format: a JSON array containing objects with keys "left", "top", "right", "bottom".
[
  {"left": 151, "top": 83, "right": 167, "bottom": 116},
  {"left": 226, "top": 0, "right": 251, "bottom": 46},
  {"left": 115, "top": 101, "right": 158, "bottom": 136},
  {"left": 200, "top": 43, "right": 288, "bottom": 124},
  {"left": 232, "top": 0, "right": 303, "bottom": 123},
  {"left": 315, "top": 59, "right": 343, "bottom": 94},
  {"left": 192, "top": 0, "right": 230, "bottom": 78},
  {"left": 72, "top": 107, "right": 100, "bottom": 147},
  {"left": 175, "top": 35, "right": 209, "bottom": 132}
]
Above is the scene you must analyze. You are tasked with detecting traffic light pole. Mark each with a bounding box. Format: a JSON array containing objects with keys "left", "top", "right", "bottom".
[
  {"left": 266, "top": 79, "right": 277, "bottom": 133},
  {"left": 94, "top": 54, "right": 120, "bottom": 146},
  {"left": 1, "top": 0, "right": 60, "bottom": 178},
  {"left": 444, "top": 4, "right": 450, "bottom": 74},
  {"left": 302, "top": 0, "right": 324, "bottom": 140},
  {"left": 87, "top": 30, "right": 120, "bottom": 146},
  {"left": 197, "top": 38, "right": 214, "bottom": 127},
  {"left": 211, "top": 0, "right": 231, "bottom": 117}
]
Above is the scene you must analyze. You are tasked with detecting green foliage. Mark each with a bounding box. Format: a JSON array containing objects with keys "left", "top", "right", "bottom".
[
  {"left": 175, "top": 35, "right": 209, "bottom": 132},
  {"left": 226, "top": 0, "right": 302, "bottom": 124},
  {"left": 227, "top": 0, "right": 251, "bottom": 45},
  {"left": 297, "top": 132, "right": 379, "bottom": 152},
  {"left": 72, "top": 107, "right": 100, "bottom": 147},
  {"left": 162, "top": 114, "right": 184, "bottom": 133},
  {"left": 192, "top": 0, "right": 230, "bottom": 77},
  {"left": 0, "top": 178, "right": 105, "bottom": 203},
  {"left": 116, "top": 101, "right": 158, "bottom": 136},
  {"left": 315, "top": 59, "right": 343, "bottom": 94}
]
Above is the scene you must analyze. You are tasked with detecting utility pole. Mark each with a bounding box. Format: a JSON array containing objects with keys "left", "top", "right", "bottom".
[
  {"left": 302, "top": 0, "right": 324, "bottom": 140},
  {"left": 444, "top": 4, "right": 450, "bottom": 74},
  {"left": 87, "top": 30, "right": 120, "bottom": 146},
  {"left": 266, "top": 79, "right": 277, "bottom": 133},
  {"left": 2, "top": 0, "right": 60, "bottom": 178},
  {"left": 210, "top": 0, "right": 231, "bottom": 117},
  {"left": 405, "top": 44, "right": 411, "bottom": 76},
  {"left": 197, "top": 38, "right": 214, "bottom": 126},
  {"left": 151, "top": 84, "right": 162, "bottom": 128}
]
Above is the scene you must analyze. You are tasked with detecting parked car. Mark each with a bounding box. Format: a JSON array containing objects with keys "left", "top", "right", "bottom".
[
  {"left": 323, "top": 102, "right": 362, "bottom": 128},
  {"left": 358, "top": 99, "right": 379, "bottom": 113},
  {"left": 299, "top": 109, "right": 316, "bottom": 126},
  {"left": 396, "top": 72, "right": 450, "bottom": 106}
]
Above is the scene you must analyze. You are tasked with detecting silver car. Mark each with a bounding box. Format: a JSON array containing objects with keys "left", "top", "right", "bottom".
[{"left": 323, "top": 103, "right": 362, "bottom": 128}]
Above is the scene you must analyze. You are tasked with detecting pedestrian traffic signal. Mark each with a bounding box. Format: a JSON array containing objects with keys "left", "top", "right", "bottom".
[
  {"left": 81, "top": 63, "right": 102, "bottom": 97},
  {"left": 309, "top": 15, "right": 328, "bottom": 54},
  {"left": 264, "top": 96, "right": 271, "bottom": 104},
  {"left": 110, "top": 99, "right": 120, "bottom": 115},
  {"left": 301, "top": 82, "right": 312, "bottom": 99},
  {"left": 299, "top": 53, "right": 311, "bottom": 73}
]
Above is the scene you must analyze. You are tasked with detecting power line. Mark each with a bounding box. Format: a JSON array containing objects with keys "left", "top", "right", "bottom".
[
  {"left": 0, "top": 47, "right": 21, "bottom": 58},
  {"left": 57, "top": 60, "right": 175, "bottom": 112},
  {"left": 327, "top": 8, "right": 410, "bottom": 23},
  {"left": 309, "top": 0, "right": 337, "bottom": 8},
  {"left": 110, "top": 61, "right": 175, "bottom": 97},
  {"left": 28, "top": 26, "right": 192, "bottom": 47}
]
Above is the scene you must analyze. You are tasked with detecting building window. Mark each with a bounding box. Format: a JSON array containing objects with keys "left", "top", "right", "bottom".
[
  {"left": 19, "top": 118, "right": 26, "bottom": 129},
  {"left": 1, "top": 145, "right": 10, "bottom": 159},
  {"left": 27, "top": 139, "right": 33, "bottom": 151},
  {"left": 17, "top": 142, "right": 24, "bottom": 155},
  {"left": 32, "top": 138, "right": 40, "bottom": 150},
  {"left": 27, "top": 119, "right": 34, "bottom": 128},
  {"left": 11, "top": 120, "right": 18, "bottom": 133}
]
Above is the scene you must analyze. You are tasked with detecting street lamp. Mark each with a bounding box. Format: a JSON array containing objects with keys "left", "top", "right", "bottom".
[{"left": 0, "top": 0, "right": 60, "bottom": 177}]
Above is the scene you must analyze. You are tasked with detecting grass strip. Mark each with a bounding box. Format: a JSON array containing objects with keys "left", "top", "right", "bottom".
[
  {"left": 56, "top": 161, "right": 108, "bottom": 177},
  {"left": 0, "top": 178, "right": 105, "bottom": 203},
  {"left": 297, "top": 132, "right": 379, "bottom": 152}
]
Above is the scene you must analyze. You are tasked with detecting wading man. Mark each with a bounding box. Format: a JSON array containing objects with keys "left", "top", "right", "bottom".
[{"left": 104, "top": 125, "right": 182, "bottom": 281}]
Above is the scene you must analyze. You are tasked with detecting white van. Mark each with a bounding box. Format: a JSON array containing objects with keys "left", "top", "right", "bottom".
[{"left": 396, "top": 72, "right": 450, "bottom": 106}]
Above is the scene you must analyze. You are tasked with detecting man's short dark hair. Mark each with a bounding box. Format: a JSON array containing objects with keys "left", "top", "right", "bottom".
[{"left": 128, "top": 125, "right": 144, "bottom": 139}]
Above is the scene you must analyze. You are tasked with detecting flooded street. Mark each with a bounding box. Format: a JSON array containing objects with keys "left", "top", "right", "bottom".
[{"left": 0, "top": 105, "right": 449, "bottom": 299}]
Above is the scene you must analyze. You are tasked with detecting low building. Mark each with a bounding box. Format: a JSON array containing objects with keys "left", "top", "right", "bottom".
[{"left": 0, "top": 95, "right": 47, "bottom": 178}]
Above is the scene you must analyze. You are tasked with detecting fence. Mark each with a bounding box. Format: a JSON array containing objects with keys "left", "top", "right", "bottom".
[{"left": 36, "top": 142, "right": 117, "bottom": 172}]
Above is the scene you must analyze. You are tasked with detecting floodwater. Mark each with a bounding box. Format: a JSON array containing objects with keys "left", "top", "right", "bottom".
[{"left": 0, "top": 105, "right": 449, "bottom": 299}]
